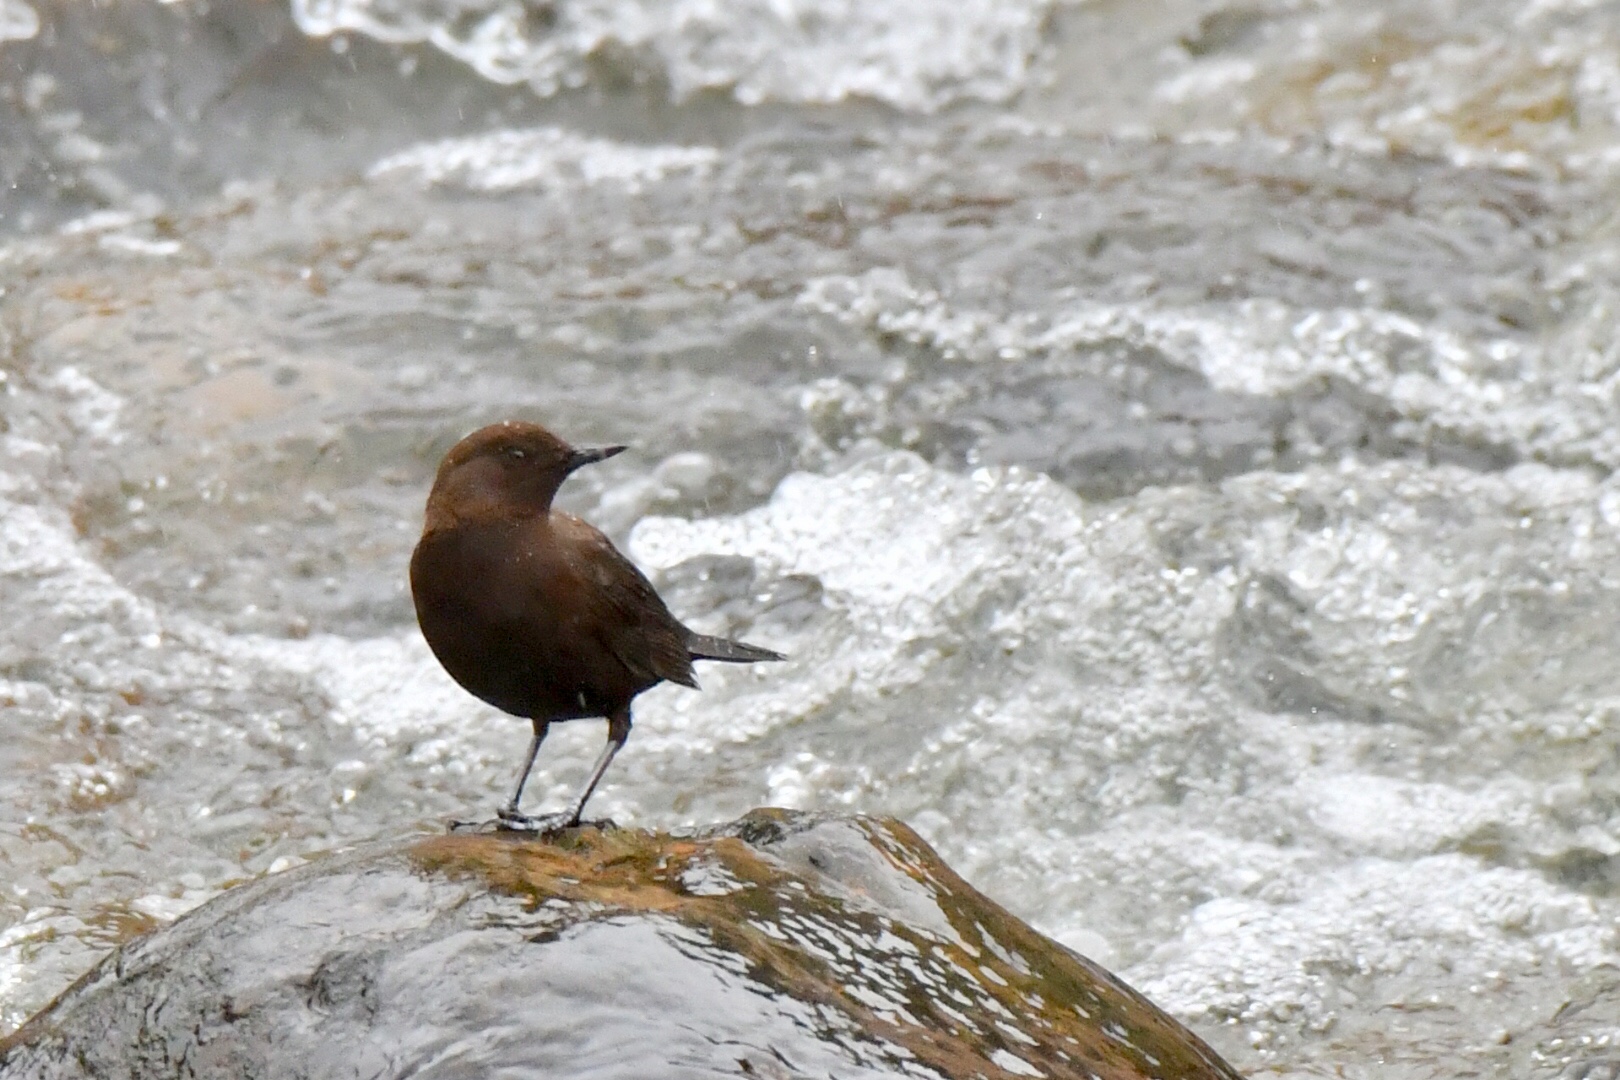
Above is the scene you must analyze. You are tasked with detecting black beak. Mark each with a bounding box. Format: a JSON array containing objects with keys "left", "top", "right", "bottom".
[{"left": 566, "top": 445, "right": 627, "bottom": 472}]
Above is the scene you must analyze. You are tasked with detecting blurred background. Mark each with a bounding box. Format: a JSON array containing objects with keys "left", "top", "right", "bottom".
[{"left": 5, "top": 0, "right": 1620, "bottom": 1075}]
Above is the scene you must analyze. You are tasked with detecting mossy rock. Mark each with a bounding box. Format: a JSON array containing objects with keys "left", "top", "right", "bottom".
[{"left": 1, "top": 811, "right": 1242, "bottom": 1079}]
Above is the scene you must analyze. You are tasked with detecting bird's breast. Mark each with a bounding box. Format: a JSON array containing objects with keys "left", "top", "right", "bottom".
[{"left": 411, "top": 522, "right": 608, "bottom": 720}]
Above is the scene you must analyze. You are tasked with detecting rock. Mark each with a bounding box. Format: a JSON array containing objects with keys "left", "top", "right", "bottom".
[{"left": 0, "top": 810, "right": 1243, "bottom": 1079}]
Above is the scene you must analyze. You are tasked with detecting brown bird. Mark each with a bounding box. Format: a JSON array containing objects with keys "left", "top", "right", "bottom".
[{"left": 410, "top": 421, "right": 785, "bottom": 830}]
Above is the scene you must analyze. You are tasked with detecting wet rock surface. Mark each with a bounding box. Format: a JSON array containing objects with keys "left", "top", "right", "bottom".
[{"left": 0, "top": 810, "right": 1241, "bottom": 1080}]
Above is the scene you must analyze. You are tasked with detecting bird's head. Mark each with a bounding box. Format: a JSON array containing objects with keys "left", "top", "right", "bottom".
[{"left": 424, "top": 421, "right": 625, "bottom": 526}]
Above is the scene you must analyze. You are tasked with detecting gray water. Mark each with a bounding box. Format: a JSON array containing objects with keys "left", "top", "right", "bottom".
[{"left": 6, "top": 0, "right": 1620, "bottom": 1075}]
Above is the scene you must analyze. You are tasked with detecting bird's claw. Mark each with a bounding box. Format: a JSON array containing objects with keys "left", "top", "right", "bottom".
[
  {"left": 447, "top": 816, "right": 501, "bottom": 833},
  {"left": 446, "top": 812, "right": 570, "bottom": 834},
  {"left": 495, "top": 807, "right": 577, "bottom": 834},
  {"left": 447, "top": 810, "right": 615, "bottom": 835}
]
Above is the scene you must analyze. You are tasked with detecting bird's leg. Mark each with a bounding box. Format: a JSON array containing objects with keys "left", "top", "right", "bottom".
[
  {"left": 555, "top": 707, "right": 632, "bottom": 828},
  {"left": 494, "top": 720, "right": 550, "bottom": 830}
]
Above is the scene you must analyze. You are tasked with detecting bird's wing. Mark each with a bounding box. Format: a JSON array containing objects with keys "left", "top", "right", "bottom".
[{"left": 563, "top": 517, "right": 698, "bottom": 690}]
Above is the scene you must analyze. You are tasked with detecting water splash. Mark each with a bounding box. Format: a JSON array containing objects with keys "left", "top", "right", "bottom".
[{"left": 292, "top": 0, "right": 1047, "bottom": 110}]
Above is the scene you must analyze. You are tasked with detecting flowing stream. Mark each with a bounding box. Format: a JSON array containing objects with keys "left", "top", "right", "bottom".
[{"left": 5, "top": 0, "right": 1620, "bottom": 1075}]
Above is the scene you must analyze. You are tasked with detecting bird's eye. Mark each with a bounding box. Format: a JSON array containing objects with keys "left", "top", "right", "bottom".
[{"left": 507, "top": 447, "right": 526, "bottom": 460}]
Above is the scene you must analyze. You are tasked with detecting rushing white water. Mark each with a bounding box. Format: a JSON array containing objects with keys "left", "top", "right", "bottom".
[
  {"left": 0, "top": 0, "right": 36, "bottom": 44},
  {"left": 369, "top": 127, "right": 720, "bottom": 193},
  {"left": 290, "top": 0, "right": 1047, "bottom": 110},
  {"left": 7, "top": 0, "right": 1620, "bottom": 1076},
  {"left": 628, "top": 450, "right": 1620, "bottom": 1045}
]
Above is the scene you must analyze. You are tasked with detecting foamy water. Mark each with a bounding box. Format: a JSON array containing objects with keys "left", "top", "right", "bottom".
[
  {"left": 292, "top": 0, "right": 1046, "bottom": 110},
  {"left": 6, "top": 0, "right": 1620, "bottom": 1076}
]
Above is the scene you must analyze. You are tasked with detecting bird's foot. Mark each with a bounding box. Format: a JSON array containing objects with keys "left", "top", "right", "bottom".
[
  {"left": 495, "top": 807, "right": 577, "bottom": 834},
  {"left": 448, "top": 809, "right": 615, "bottom": 835},
  {"left": 447, "top": 816, "right": 502, "bottom": 834}
]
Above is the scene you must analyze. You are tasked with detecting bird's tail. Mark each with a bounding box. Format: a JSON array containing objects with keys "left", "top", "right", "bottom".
[{"left": 687, "top": 633, "right": 786, "bottom": 664}]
